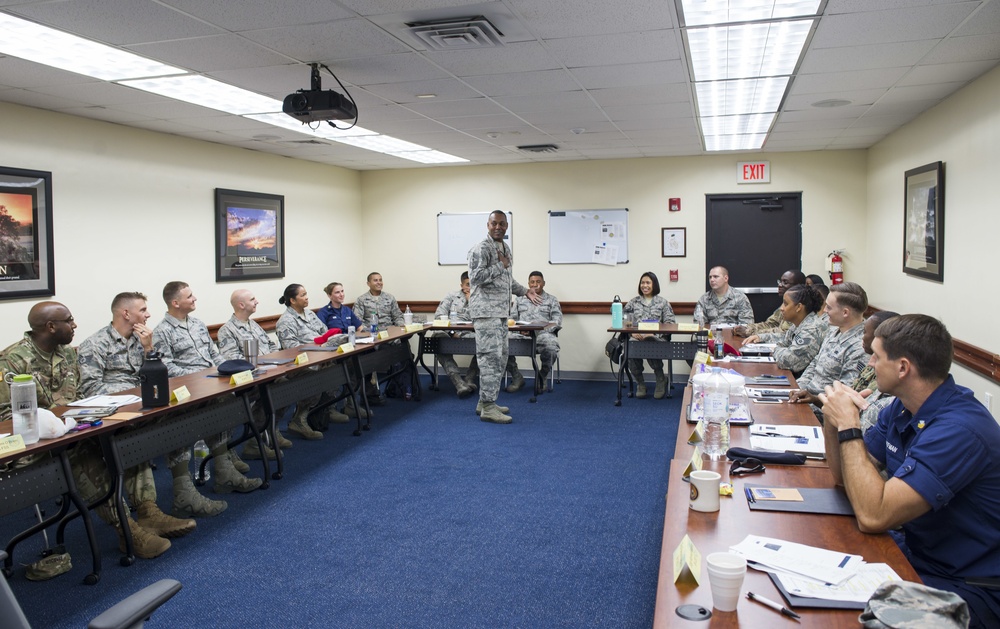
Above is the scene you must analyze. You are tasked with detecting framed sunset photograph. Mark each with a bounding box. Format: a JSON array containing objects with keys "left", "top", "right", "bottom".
[
  {"left": 215, "top": 188, "right": 285, "bottom": 282},
  {"left": 0, "top": 166, "right": 54, "bottom": 300}
]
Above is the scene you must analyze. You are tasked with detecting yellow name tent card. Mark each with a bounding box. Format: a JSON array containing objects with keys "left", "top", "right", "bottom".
[
  {"left": 294, "top": 353, "right": 309, "bottom": 365},
  {"left": 170, "top": 386, "right": 191, "bottom": 403},
  {"left": 229, "top": 370, "right": 254, "bottom": 385},
  {"left": 682, "top": 448, "right": 703, "bottom": 479},
  {"left": 337, "top": 343, "right": 355, "bottom": 354},
  {"left": 688, "top": 422, "right": 703, "bottom": 445},
  {"left": 637, "top": 321, "right": 660, "bottom": 331},
  {"left": 677, "top": 323, "right": 700, "bottom": 332},
  {"left": 405, "top": 323, "right": 425, "bottom": 333},
  {"left": 432, "top": 319, "right": 451, "bottom": 327},
  {"left": 672, "top": 534, "right": 702, "bottom": 585},
  {"left": 377, "top": 330, "right": 391, "bottom": 340},
  {"left": 0, "top": 434, "right": 26, "bottom": 456}
]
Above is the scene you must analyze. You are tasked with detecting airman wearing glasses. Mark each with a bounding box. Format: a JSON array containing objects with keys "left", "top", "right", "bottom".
[{"left": 734, "top": 269, "right": 805, "bottom": 337}]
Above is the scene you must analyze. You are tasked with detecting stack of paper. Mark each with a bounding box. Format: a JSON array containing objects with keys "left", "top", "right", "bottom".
[
  {"left": 731, "top": 535, "right": 864, "bottom": 586},
  {"left": 69, "top": 394, "right": 141, "bottom": 408},
  {"left": 776, "top": 563, "right": 903, "bottom": 603},
  {"left": 749, "top": 424, "right": 825, "bottom": 457}
]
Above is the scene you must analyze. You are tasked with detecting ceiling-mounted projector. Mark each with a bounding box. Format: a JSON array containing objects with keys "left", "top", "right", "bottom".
[{"left": 283, "top": 63, "right": 357, "bottom": 124}]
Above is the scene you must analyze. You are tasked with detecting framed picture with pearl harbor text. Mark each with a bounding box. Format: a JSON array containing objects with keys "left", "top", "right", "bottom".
[
  {"left": 0, "top": 166, "right": 55, "bottom": 300},
  {"left": 215, "top": 188, "right": 285, "bottom": 282},
  {"left": 903, "top": 162, "right": 944, "bottom": 282}
]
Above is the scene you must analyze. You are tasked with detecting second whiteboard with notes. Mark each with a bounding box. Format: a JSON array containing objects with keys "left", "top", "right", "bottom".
[{"left": 548, "top": 208, "right": 628, "bottom": 265}]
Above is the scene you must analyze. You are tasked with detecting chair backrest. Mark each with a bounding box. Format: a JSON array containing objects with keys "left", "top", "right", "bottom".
[{"left": 0, "top": 552, "right": 32, "bottom": 629}]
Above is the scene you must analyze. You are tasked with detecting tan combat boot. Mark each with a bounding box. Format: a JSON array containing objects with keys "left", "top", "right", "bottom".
[
  {"left": 172, "top": 475, "right": 227, "bottom": 518},
  {"left": 136, "top": 501, "right": 196, "bottom": 538},
  {"left": 475, "top": 400, "right": 509, "bottom": 415},
  {"left": 118, "top": 518, "right": 170, "bottom": 559},
  {"left": 479, "top": 402, "right": 513, "bottom": 424}
]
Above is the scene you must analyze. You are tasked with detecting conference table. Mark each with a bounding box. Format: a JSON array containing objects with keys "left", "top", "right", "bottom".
[
  {"left": 608, "top": 323, "right": 702, "bottom": 405},
  {"left": 415, "top": 322, "right": 551, "bottom": 402},
  {"left": 0, "top": 324, "right": 427, "bottom": 574},
  {"left": 653, "top": 350, "right": 920, "bottom": 627}
]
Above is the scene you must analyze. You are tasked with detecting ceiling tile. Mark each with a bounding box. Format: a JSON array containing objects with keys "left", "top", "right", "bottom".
[
  {"left": 810, "top": 3, "right": 979, "bottom": 48},
  {"left": 921, "top": 34, "right": 1000, "bottom": 64},
  {"left": 589, "top": 84, "right": 692, "bottom": 107},
  {"left": 783, "top": 88, "right": 888, "bottom": 110},
  {"left": 879, "top": 81, "right": 968, "bottom": 102},
  {"left": 358, "top": 78, "right": 482, "bottom": 103},
  {"left": 789, "top": 67, "right": 909, "bottom": 94},
  {"left": 462, "top": 70, "right": 581, "bottom": 97},
  {"left": 898, "top": 59, "right": 999, "bottom": 85},
  {"left": 325, "top": 53, "right": 451, "bottom": 86},
  {"left": 508, "top": 0, "right": 673, "bottom": 38},
  {"left": 8, "top": 0, "right": 221, "bottom": 45},
  {"left": 127, "top": 35, "right": 292, "bottom": 73},
  {"left": 542, "top": 30, "right": 680, "bottom": 68},
  {"left": 570, "top": 61, "right": 688, "bottom": 89},
  {"left": 241, "top": 18, "right": 411, "bottom": 62},
  {"left": 158, "top": 0, "right": 355, "bottom": 31},
  {"left": 402, "top": 97, "right": 506, "bottom": 117},
  {"left": 954, "top": 0, "right": 1000, "bottom": 37},
  {"left": 799, "top": 40, "right": 938, "bottom": 73},
  {"left": 493, "top": 90, "right": 594, "bottom": 113},
  {"left": 425, "top": 42, "right": 562, "bottom": 76}
]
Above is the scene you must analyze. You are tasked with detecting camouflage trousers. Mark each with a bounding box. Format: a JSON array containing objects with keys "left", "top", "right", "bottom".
[
  {"left": 68, "top": 439, "right": 156, "bottom": 526},
  {"left": 434, "top": 330, "right": 477, "bottom": 378},
  {"left": 506, "top": 331, "right": 559, "bottom": 372},
  {"left": 474, "top": 318, "right": 508, "bottom": 403},
  {"left": 628, "top": 337, "right": 666, "bottom": 378}
]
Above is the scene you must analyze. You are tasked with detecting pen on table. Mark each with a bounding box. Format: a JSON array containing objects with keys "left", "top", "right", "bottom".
[
  {"left": 744, "top": 486, "right": 755, "bottom": 504},
  {"left": 746, "top": 592, "right": 800, "bottom": 621}
]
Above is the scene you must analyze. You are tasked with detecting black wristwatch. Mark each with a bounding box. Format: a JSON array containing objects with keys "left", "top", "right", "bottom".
[{"left": 838, "top": 428, "right": 864, "bottom": 443}]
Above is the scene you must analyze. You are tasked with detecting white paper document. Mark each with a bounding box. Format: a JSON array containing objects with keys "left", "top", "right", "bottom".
[
  {"left": 731, "top": 535, "right": 865, "bottom": 586},
  {"left": 592, "top": 244, "right": 618, "bottom": 265},
  {"left": 776, "top": 563, "right": 902, "bottom": 603},
  {"left": 69, "top": 394, "right": 141, "bottom": 408},
  {"left": 354, "top": 337, "right": 375, "bottom": 344},
  {"left": 749, "top": 424, "right": 825, "bottom": 456}
]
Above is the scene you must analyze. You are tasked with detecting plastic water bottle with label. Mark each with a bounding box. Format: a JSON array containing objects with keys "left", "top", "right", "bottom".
[
  {"left": 403, "top": 305, "right": 413, "bottom": 326},
  {"left": 348, "top": 325, "right": 356, "bottom": 345},
  {"left": 370, "top": 313, "right": 378, "bottom": 336},
  {"left": 7, "top": 373, "right": 40, "bottom": 445},
  {"left": 193, "top": 439, "right": 210, "bottom": 481},
  {"left": 702, "top": 367, "right": 731, "bottom": 460}
]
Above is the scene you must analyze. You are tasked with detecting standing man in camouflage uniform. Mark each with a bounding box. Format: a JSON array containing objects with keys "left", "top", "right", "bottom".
[
  {"left": 434, "top": 271, "right": 478, "bottom": 398},
  {"left": 217, "top": 288, "right": 293, "bottom": 457},
  {"left": 505, "top": 271, "right": 561, "bottom": 394},
  {"left": 468, "top": 211, "right": 540, "bottom": 423},
  {"left": 789, "top": 281, "right": 870, "bottom": 417},
  {"left": 77, "top": 292, "right": 197, "bottom": 556},
  {"left": 734, "top": 269, "right": 806, "bottom": 336},
  {"left": 692, "top": 266, "right": 754, "bottom": 327},
  {"left": 153, "top": 281, "right": 261, "bottom": 517},
  {"left": 353, "top": 272, "right": 412, "bottom": 399}
]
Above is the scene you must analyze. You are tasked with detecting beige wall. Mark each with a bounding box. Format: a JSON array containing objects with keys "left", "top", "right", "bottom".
[
  {"left": 0, "top": 102, "right": 362, "bottom": 347},
  {"left": 360, "top": 152, "right": 869, "bottom": 373},
  {"left": 866, "top": 64, "right": 1000, "bottom": 404}
]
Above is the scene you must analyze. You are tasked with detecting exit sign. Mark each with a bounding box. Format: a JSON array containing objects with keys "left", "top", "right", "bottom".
[{"left": 737, "top": 161, "right": 770, "bottom": 184}]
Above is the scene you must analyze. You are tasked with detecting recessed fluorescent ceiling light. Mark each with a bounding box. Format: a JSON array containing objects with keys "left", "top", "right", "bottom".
[
  {"left": 392, "top": 150, "right": 469, "bottom": 164},
  {"left": 119, "top": 75, "right": 283, "bottom": 115},
  {"left": 682, "top": 0, "right": 821, "bottom": 27},
  {"left": 0, "top": 13, "right": 183, "bottom": 80},
  {"left": 688, "top": 20, "right": 813, "bottom": 81},
  {"left": 678, "top": 0, "right": 820, "bottom": 151},
  {"left": 244, "top": 113, "right": 378, "bottom": 138}
]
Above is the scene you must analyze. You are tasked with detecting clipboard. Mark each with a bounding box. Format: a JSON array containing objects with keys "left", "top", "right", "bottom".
[{"left": 746, "top": 485, "right": 854, "bottom": 516}]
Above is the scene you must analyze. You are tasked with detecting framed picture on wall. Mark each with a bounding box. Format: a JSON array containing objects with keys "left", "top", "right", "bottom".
[
  {"left": 661, "top": 228, "right": 686, "bottom": 258},
  {"left": 0, "top": 166, "right": 55, "bottom": 300},
  {"left": 902, "top": 162, "right": 944, "bottom": 282},
  {"left": 215, "top": 188, "right": 285, "bottom": 282}
]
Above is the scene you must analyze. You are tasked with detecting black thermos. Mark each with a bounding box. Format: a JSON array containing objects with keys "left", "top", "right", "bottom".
[{"left": 139, "top": 351, "right": 170, "bottom": 407}]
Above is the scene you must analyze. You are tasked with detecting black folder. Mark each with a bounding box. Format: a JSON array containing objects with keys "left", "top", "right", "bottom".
[
  {"left": 768, "top": 572, "right": 867, "bottom": 610},
  {"left": 745, "top": 485, "right": 854, "bottom": 516}
]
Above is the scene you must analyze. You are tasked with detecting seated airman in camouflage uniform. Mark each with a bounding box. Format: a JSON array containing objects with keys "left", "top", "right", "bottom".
[
  {"left": 505, "top": 271, "right": 562, "bottom": 394},
  {"left": 354, "top": 272, "right": 413, "bottom": 400},
  {"left": 468, "top": 211, "right": 539, "bottom": 423},
  {"left": 434, "top": 271, "right": 478, "bottom": 399},
  {"left": 152, "top": 281, "right": 261, "bottom": 518},
  {"left": 78, "top": 292, "right": 196, "bottom": 557},
  {"left": 692, "top": 266, "right": 754, "bottom": 328},
  {"left": 734, "top": 269, "right": 806, "bottom": 337},
  {"left": 744, "top": 284, "right": 828, "bottom": 378},
  {"left": 624, "top": 271, "right": 676, "bottom": 400},
  {"left": 789, "top": 282, "right": 871, "bottom": 418},
  {"left": 217, "top": 288, "right": 293, "bottom": 459}
]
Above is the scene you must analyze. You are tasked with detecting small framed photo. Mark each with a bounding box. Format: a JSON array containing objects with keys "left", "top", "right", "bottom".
[
  {"left": 0, "top": 166, "right": 55, "bottom": 300},
  {"left": 902, "top": 162, "right": 944, "bottom": 282},
  {"left": 215, "top": 188, "right": 285, "bottom": 282},
  {"left": 661, "top": 228, "right": 686, "bottom": 258}
]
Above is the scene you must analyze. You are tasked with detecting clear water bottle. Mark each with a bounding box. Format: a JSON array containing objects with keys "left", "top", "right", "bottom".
[
  {"left": 403, "top": 305, "right": 413, "bottom": 325},
  {"left": 449, "top": 307, "right": 457, "bottom": 322},
  {"left": 8, "top": 374, "right": 39, "bottom": 445},
  {"left": 712, "top": 325, "right": 726, "bottom": 359},
  {"left": 370, "top": 313, "right": 378, "bottom": 335},
  {"left": 702, "top": 367, "right": 731, "bottom": 461},
  {"left": 348, "top": 325, "right": 356, "bottom": 345},
  {"left": 193, "top": 439, "right": 211, "bottom": 481}
]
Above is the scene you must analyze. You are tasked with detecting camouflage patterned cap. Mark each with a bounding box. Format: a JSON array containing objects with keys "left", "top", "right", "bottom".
[
  {"left": 860, "top": 580, "right": 970, "bottom": 629},
  {"left": 24, "top": 551, "right": 72, "bottom": 581}
]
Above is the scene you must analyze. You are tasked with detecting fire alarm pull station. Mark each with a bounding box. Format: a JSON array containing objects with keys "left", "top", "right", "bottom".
[
  {"left": 669, "top": 198, "right": 681, "bottom": 212},
  {"left": 669, "top": 270, "right": 679, "bottom": 282}
]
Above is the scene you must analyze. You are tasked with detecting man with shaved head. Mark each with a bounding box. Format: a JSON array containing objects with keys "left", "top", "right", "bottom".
[{"left": 217, "top": 288, "right": 292, "bottom": 457}]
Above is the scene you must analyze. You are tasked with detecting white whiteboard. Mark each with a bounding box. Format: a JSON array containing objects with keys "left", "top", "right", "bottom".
[
  {"left": 548, "top": 209, "right": 629, "bottom": 264},
  {"left": 437, "top": 212, "right": 513, "bottom": 265}
]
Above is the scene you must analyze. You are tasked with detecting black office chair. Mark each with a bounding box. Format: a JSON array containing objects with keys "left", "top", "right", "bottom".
[{"left": 0, "top": 551, "right": 181, "bottom": 629}]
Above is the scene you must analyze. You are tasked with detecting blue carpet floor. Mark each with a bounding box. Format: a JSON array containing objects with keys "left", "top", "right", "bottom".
[{"left": 3, "top": 377, "right": 681, "bottom": 628}]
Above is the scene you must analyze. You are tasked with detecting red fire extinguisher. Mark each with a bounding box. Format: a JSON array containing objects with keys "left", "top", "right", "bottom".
[{"left": 828, "top": 250, "right": 844, "bottom": 285}]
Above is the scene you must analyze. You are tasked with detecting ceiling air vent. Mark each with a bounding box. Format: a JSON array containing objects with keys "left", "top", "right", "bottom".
[
  {"left": 517, "top": 144, "right": 558, "bottom": 153},
  {"left": 406, "top": 16, "right": 505, "bottom": 51}
]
